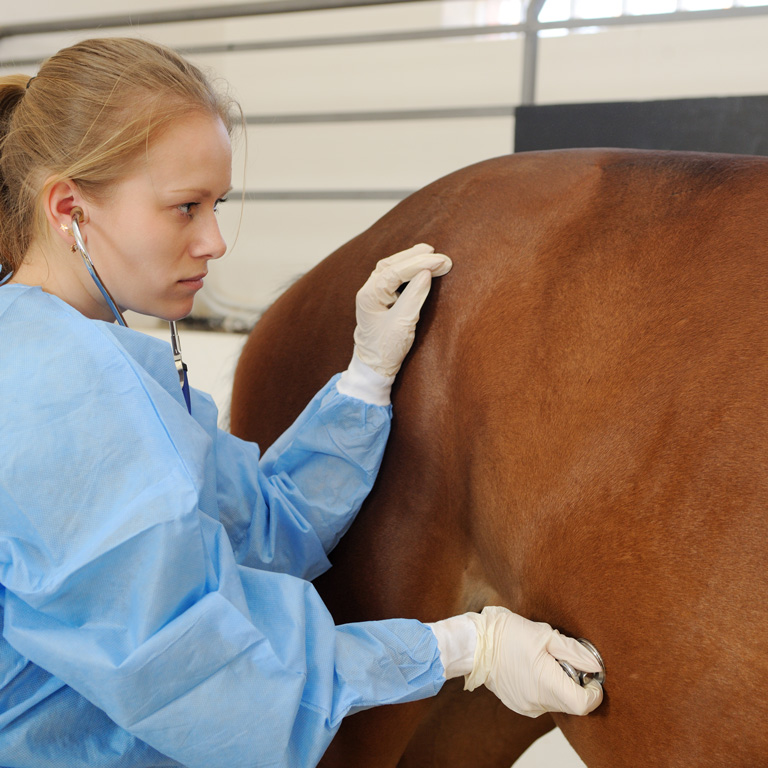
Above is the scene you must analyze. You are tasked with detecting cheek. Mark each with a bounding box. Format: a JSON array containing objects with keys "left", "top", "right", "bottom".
[{"left": 129, "top": 226, "right": 184, "bottom": 270}]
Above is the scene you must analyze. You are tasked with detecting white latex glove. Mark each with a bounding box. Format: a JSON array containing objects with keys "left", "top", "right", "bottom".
[
  {"left": 429, "top": 607, "right": 603, "bottom": 718},
  {"left": 352, "top": 243, "right": 452, "bottom": 378}
]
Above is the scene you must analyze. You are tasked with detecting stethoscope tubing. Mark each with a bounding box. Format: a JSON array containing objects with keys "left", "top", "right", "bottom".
[
  {"left": 70, "top": 213, "right": 128, "bottom": 328},
  {"left": 70, "top": 211, "right": 192, "bottom": 413}
]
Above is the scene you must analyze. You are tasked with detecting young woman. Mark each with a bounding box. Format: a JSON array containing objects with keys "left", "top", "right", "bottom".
[{"left": 0, "top": 37, "right": 602, "bottom": 768}]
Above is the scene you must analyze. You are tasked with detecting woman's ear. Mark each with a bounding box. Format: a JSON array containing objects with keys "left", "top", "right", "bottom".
[{"left": 43, "top": 179, "right": 87, "bottom": 246}]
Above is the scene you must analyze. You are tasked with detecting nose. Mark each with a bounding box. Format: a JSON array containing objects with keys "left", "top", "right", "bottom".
[{"left": 194, "top": 211, "right": 227, "bottom": 260}]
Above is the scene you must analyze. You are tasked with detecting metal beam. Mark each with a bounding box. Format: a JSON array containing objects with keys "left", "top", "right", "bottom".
[
  {"left": 242, "top": 189, "right": 411, "bottom": 200},
  {"left": 0, "top": 0, "right": 434, "bottom": 39},
  {"left": 0, "top": 26, "right": 527, "bottom": 68},
  {"left": 3, "top": 3, "right": 768, "bottom": 52},
  {"left": 179, "top": 23, "right": 525, "bottom": 56},
  {"left": 521, "top": 0, "right": 548, "bottom": 106},
  {"left": 538, "top": 5, "right": 768, "bottom": 30},
  {"left": 245, "top": 105, "right": 515, "bottom": 124}
]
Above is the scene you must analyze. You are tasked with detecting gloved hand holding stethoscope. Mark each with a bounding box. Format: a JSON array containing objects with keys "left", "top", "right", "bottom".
[{"left": 430, "top": 607, "right": 605, "bottom": 718}]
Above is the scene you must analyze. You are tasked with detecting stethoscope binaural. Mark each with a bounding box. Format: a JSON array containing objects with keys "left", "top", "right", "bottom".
[{"left": 69, "top": 208, "right": 192, "bottom": 413}]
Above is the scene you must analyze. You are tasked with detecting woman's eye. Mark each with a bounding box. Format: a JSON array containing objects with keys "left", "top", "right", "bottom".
[
  {"left": 178, "top": 202, "right": 198, "bottom": 217},
  {"left": 214, "top": 197, "right": 228, "bottom": 214}
]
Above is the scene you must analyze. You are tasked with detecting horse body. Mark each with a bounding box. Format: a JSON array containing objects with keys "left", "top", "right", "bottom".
[{"left": 230, "top": 149, "right": 768, "bottom": 767}]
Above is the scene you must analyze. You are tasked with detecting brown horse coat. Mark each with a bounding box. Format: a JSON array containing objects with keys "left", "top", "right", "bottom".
[{"left": 231, "top": 148, "right": 768, "bottom": 767}]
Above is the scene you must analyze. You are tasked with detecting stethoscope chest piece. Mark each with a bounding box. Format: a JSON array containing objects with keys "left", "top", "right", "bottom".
[{"left": 559, "top": 638, "right": 606, "bottom": 687}]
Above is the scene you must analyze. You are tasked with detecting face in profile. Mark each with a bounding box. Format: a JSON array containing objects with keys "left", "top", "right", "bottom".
[{"left": 82, "top": 111, "right": 233, "bottom": 322}]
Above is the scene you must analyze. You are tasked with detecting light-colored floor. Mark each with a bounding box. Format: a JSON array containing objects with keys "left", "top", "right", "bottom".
[{"left": 515, "top": 729, "right": 586, "bottom": 768}]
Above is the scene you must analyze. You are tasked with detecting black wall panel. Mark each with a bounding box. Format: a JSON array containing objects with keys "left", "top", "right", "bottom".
[{"left": 514, "top": 96, "right": 768, "bottom": 156}]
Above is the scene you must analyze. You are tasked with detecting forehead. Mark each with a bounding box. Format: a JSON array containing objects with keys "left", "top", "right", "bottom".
[{"left": 139, "top": 113, "right": 232, "bottom": 192}]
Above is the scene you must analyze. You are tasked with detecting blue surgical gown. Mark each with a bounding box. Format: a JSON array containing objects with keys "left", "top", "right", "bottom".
[{"left": 0, "top": 285, "right": 445, "bottom": 767}]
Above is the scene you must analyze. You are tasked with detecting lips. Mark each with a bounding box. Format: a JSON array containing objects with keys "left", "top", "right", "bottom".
[{"left": 179, "top": 273, "right": 207, "bottom": 284}]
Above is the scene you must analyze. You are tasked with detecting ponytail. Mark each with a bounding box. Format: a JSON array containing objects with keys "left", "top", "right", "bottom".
[{"left": 0, "top": 75, "right": 31, "bottom": 277}]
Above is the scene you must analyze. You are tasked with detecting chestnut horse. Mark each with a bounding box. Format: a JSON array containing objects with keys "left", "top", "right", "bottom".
[{"left": 230, "top": 148, "right": 768, "bottom": 767}]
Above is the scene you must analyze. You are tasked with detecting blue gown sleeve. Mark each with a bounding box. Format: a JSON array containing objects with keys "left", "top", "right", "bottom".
[
  {"left": 0, "top": 289, "right": 445, "bottom": 768},
  {"left": 212, "top": 375, "right": 391, "bottom": 581}
]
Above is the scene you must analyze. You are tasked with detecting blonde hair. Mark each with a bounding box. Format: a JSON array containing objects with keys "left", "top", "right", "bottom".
[{"left": 0, "top": 37, "right": 238, "bottom": 276}]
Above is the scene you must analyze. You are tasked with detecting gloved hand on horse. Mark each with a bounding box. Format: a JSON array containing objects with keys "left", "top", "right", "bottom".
[
  {"left": 337, "top": 243, "right": 452, "bottom": 405},
  {"left": 429, "top": 607, "right": 604, "bottom": 717}
]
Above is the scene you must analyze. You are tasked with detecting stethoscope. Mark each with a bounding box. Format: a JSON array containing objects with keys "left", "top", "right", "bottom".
[{"left": 69, "top": 208, "right": 192, "bottom": 413}]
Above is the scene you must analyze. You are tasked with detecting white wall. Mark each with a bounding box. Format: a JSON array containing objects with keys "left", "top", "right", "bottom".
[
  {"left": 537, "top": 16, "right": 768, "bottom": 103},
  {"left": 2, "top": 4, "right": 764, "bottom": 764},
  {"left": 5, "top": 4, "right": 766, "bottom": 320}
]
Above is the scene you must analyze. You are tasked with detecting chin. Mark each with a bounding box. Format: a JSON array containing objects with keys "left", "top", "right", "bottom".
[
  {"left": 145, "top": 299, "right": 194, "bottom": 323},
  {"left": 162, "top": 311, "right": 193, "bottom": 323}
]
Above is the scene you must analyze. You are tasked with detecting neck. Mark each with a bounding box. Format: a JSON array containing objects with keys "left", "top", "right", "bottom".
[{"left": 11, "top": 242, "right": 117, "bottom": 322}]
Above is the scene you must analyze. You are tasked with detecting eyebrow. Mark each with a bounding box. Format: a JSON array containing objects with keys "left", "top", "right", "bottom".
[{"left": 170, "top": 186, "right": 233, "bottom": 198}]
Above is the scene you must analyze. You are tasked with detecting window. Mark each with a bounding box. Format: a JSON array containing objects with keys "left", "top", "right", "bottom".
[
  {"left": 443, "top": 0, "right": 768, "bottom": 28},
  {"left": 554, "top": 0, "right": 768, "bottom": 18},
  {"left": 441, "top": 0, "right": 525, "bottom": 29}
]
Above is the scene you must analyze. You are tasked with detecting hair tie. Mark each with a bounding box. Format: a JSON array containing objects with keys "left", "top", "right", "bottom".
[{"left": 25, "top": 76, "right": 36, "bottom": 90}]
